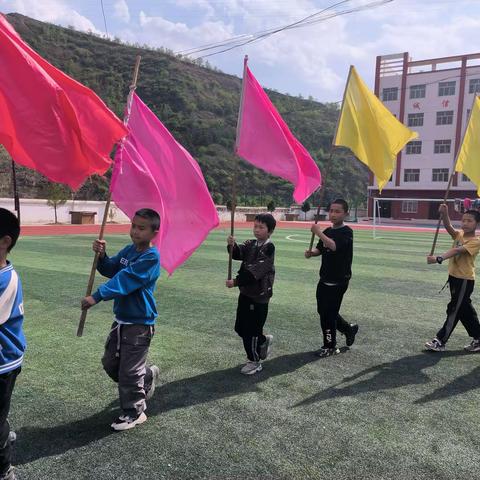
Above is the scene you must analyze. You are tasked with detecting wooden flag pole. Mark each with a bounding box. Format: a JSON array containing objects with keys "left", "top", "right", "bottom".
[
  {"left": 307, "top": 66, "right": 352, "bottom": 251},
  {"left": 228, "top": 54, "right": 248, "bottom": 280},
  {"left": 11, "top": 159, "right": 20, "bottom": 224},
  {"left": 429, "top": 95, "right": 477, "bottom": 256},
  {"left": 77, "top": 55, "right": 141, "bottom": 337}
]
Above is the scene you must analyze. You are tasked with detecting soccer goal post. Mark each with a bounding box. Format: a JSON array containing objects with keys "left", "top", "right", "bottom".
[{"left": 372, "top": 197, "right": 456, "bottom": 239}]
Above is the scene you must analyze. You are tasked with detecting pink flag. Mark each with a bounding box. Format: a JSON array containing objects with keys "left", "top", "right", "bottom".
[
  {"left": 0, "top": 14, "right": 127, "bottom": 189},
  {"left": 235, "top": 58, "right": 321, "bottom": 203},
  {"left": 111, "top": 93, "right": 219, "bottom": 274}
]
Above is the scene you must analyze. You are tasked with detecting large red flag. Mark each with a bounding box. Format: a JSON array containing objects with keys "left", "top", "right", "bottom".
[
  {"left": 0, "top": 15, "right": 127, "bottom": 189},
  {"left": 235, "top": 58, "right": 321, "bottom": 203},
  {"left": 111, "top": 94, "right": 219, "bottom": 274}
]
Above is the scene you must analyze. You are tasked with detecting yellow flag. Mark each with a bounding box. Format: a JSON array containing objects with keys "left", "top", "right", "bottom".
[
  {"left": 334, "top": 66, "right": 418, "bottom": 191},
  {"left": 455, "top": 96, "right": 480, "bottom": 195}
]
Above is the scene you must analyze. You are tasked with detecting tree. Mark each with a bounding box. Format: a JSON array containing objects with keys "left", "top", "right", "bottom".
[
  {"left": 267, "top": 200, "right": 276, "bottom": 212},
  {"left": 45, "top": 183, "right": 70, "bottom": 223},
  {"left": 301, "top": 201, "right": 311, "bottom": 220}
]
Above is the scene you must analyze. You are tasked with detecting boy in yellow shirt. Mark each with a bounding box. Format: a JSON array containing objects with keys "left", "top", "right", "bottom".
[{"left": 426, "top": 204, "right": 480, "bottom": 352}]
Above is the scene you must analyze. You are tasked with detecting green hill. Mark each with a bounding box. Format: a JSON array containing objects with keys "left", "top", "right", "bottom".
[{"left": 0, "top": 13, "right": 368, "bottom": 208}]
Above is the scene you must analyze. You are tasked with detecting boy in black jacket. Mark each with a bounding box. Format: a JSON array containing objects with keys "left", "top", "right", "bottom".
[
  {"left": 226, "top": 214, "right": 276, "bottom": 375},
  {"left": 305, "top": 199, "right": 359, "bottom": 357}
]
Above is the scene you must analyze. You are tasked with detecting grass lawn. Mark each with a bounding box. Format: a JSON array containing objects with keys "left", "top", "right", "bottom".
[{"left": 7, "top": 226, "right": 479, "bottom": 480}]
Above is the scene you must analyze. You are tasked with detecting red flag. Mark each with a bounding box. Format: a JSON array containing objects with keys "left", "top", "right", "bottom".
[
  {"left": 235, "top": 58, "right": 321, "bottom": 203},
  {"left": 0, "top": 15, "right": 127, "bottom": 189}
]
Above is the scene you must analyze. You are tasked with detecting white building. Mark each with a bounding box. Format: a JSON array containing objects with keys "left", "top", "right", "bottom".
[{"left": 369, "top": 52, "right": 480, "bottom": 220}]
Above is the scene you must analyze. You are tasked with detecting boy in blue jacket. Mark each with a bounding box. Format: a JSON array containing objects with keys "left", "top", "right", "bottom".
[
  {"left": 81, "top": 208, "right": 161, "bottom": 431},
  {"left": 0, "top": 208, "right": 23, "bottom": 480}
]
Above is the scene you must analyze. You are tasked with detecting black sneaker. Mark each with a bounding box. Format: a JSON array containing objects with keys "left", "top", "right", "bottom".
[
  {"left": 345, "top": 324, "right": 359, "bottom": 347},
  {"left": 315, "top": 347, "right": 340, "bottom": 358}
]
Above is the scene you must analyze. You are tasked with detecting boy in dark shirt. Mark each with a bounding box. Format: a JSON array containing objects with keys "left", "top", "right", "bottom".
[
  {"left": 305, "top": 199, "right": 358, "bottom": 357},
  {"left": 226, "top": 214, "right": 276, "bottom": 375}
]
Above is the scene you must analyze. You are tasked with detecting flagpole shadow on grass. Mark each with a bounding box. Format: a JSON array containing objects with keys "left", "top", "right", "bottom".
[{"left": 291, "top": 350, "right": 471, "bottom": 409}]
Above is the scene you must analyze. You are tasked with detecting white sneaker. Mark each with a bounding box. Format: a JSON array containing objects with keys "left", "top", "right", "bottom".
[
  {"left": 425, "top": 338, "right": 445, "bottom": 352},
  {"left": 464, "top": 338, "right": 480, "bottom": 352},
  {"left": 111, "top": 412, "right": 147, "bottom": 431},
  {"left": 259, "top": 335, "right": 273, "bottom": 360},
  {"left": 240, "top": 361, "right": 263, "bottom": 375},
  {"left": 146, "top": 365, "right": 160, "bottom": 400}
]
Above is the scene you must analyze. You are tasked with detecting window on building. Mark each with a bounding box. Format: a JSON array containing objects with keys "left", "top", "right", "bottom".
[
  {"left": 436, "top": 110, "right": 454, "bottom": 125},
  {"left": 402, "top": 200, "right": 418, "bottom": 213},
  {"left": 469, "top": 79, "right": 480, "bottom": 94},
  {"left": 404, "top": 169, "right": 420, "bottom": 182},
  {"left": 434, "top": 139, "right": 451, "bottom": 154},
  {"left": 462, "top": 173, "right": 470, "bottom": 182},
  {"left": 410, "top": 84, "right": 426, "bottom": 99},
  {"left": 406, "top": 141, "right": 422, "bottom": 154},
  {"left": 432, "top": 168, "right": 449, "bottom": 182},
  {"left": 438, "top": 81, "right": 456, "bottom": 96},
  {"left": 382, "top": 87, "right": 398, "bottom": 101},
  {"left": 408, "top": 113, "right": 424, "bottom": 127}
]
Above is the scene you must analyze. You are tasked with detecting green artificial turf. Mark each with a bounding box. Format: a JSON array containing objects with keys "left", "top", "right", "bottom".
[{"left": 7, "top": 227, "right": 479, "bottom": 480}]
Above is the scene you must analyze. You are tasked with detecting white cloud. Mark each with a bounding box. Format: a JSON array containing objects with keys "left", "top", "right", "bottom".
[
  {"left": 0, "top": 0, "right": 100, "bottom": 33},
  {"left": 113, "top": 0, "right": 130, "bottom": 24}
]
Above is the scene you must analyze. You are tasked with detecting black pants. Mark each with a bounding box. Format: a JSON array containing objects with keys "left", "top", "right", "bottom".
[
  {"left": 235, "top": 294, "right": 268, "bottom": 362},
  {"left": 102, "top": 323, "right": 154, "bottom": 417},
  {"left": 0, "top": 367, "right": 20, "bottom": 476},
  {"left": 436, "top": 276, "right": 480, "bottom": 344},
  {"left": 316, "top": 281, "right": 350, "bottom": 348}
]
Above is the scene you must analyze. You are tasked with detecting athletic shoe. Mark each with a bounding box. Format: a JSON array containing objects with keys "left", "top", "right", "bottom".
[
  {"left": 464, "top": 338, "right": 480, "bottom": 352},
  {"left": 240, "top": 361, "right": 263, "bottom": 375},
  {"left": 8, "top": 431, "right": 16, "bottom": 445},
  {"left": 111, "top": 412, "right": 147, "bottom": 431},
  {"left": 345, "top": 324, "right": 359, "bottom": 347},
  {"left": 425, "top": 338, "right": 445, "bottom": 352},
  {"left": 315, "top": 347, "right": 340, "bottom": 358},
  {"left": 0, "top": 466, "right": 16, "bottom": 480},
  {"left": 145, "top": 365, "right": 160, "bottom": 400},
  {"left": 259, "top": 335, "right": 273, "bottom": 360}
]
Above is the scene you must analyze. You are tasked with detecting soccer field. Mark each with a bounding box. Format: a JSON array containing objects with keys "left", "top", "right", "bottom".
[{"left": 8, "top": 227, "right": 479, "bottom": 480}]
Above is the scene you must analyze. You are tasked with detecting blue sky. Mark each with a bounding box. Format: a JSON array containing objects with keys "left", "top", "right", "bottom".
[{"left": 1, "top": 0, "right": 480, "bottom": 102}]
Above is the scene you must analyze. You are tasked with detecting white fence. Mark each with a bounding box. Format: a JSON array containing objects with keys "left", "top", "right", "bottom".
[{"left": 0, "top": 198, "right": 322, "bottom": 225}]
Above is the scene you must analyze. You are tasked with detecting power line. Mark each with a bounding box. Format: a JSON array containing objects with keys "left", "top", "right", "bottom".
[
  {"left": 99, "top": 0, "right": 108, "bottom": 36},
  {"left": 175, "top": 0, "right": 393, "bottom": 59}
]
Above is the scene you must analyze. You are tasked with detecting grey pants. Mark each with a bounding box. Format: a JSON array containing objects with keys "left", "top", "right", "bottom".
[{"left": 102, "top": 322, "right": 154, "bottom": 417}]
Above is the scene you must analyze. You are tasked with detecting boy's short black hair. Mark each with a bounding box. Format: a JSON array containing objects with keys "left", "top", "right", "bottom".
[
  {"left": 255, "top": 213, "right": 276, "bottom": 233},
  {"left": 0, "top": 208, "right": 20, "bottom": 252},
  {"left": 464, "top": 209, "right": 480, "bottom": 223},
  {"left": 329, "top": 198, "right": 349, "bottom": 213},
  {"left": 134, "top": 208, "right": 160, "bottom": 231}
]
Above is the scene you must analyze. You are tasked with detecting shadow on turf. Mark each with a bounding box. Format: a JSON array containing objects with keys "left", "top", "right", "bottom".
[
  {"left": 148, "top": 350, "right": 322, "bottom": 415},
  {"left": 414, "top": 364, "right": 480, "bottom": 404},
  {"left": 13, "top": 403, "right": 119, "bottom": 465},
  {"left": 13, "top": 351, "right": 319, "bottom": 464},
  {"left": 292, "top": 350, "right": 473, "bottom": 408}
]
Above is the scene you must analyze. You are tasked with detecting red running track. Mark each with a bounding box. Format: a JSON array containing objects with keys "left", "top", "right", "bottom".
[{"left": 20, "top": 221, "right": 445, "bottom": 236}]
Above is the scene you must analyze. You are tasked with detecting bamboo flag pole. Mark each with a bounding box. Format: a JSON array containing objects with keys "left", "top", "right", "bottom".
[
  {"left": 77, "top": 55, "right": 141, "bottom": 337},
  {"left": 429, "top": 95, "right": 477, "bottom": 256},
  {"left": 228, "top": 54, "right": 248, "bottom": 280},
  {"left": 307, "top": 66, "right": 353, "bottom": 251}
]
